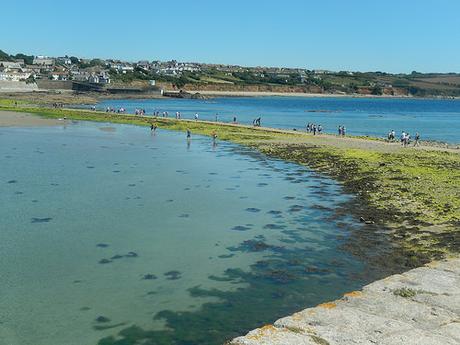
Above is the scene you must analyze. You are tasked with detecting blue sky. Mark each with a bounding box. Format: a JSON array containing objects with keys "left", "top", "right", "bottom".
[{"left": 1, "top": 0, "right": 459, "bottom": 73}]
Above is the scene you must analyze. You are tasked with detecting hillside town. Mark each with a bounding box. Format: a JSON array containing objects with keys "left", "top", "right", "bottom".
[
  {"left": 1, "top": 49, "right": 460, "bottom": 98},
  {"left": 0, "top": 53, "right": 323, "bottom": 85}
]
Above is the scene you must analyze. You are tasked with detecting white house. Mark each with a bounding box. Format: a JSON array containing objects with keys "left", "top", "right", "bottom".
[{"left": 0, "top": 65, "right": 32, "bottom": 81}]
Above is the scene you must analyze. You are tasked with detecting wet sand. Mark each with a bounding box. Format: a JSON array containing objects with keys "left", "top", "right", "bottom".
[{"left": 0, "top": 111, "right": 67, "bottom": 127}]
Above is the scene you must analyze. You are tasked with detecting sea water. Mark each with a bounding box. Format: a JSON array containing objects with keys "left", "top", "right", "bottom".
[
  {"left": 1, "top": 121, "right": 376, "bottom": 345},
  {"left": 96, "top": 96, "right": 460, "bottom": 144}
]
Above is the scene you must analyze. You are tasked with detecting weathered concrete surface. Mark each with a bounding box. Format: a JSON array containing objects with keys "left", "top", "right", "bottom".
[{"left": 229, "top": 257, "right": 460, "bottom": 345}]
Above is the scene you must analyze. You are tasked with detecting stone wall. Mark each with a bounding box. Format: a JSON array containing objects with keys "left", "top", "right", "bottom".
[
  {"left": 35, "top": 80, "right": 73, "bottom": 90},
  {"left": 230, "top": 257, "right": 460, "bottom": 345},
  {"left": 0, "top": 80, "right": 38, "bottom": 92}
]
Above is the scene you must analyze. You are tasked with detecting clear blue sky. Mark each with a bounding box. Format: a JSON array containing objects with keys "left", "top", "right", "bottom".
[{"left": 2, "top": 0, "right": 459, "bottom": 73}]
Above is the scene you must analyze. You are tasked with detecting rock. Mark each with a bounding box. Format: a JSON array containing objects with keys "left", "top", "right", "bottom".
[
  {"left": 95, "top": 316, "right": 110, "bottom": 323},
  {"left": 164, "top": 271, "right": 181, "bottom": 280},
  {"left": 142, "top": 274, "right": 157, "bottom": 280},
  {"left": 98, "top": 259, "right": 112, "bottom": 264}
]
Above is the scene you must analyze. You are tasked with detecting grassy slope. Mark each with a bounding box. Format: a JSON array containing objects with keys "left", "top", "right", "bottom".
[{"left": 1, "top": 103, "right": 459, "bottom": 267}]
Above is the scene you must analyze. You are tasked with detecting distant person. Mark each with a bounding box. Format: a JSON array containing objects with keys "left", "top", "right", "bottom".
[
  {"left": 306, "top": 123, "right": 311, "bottom": 133},
  {"left": 194, "top": 113, "right": 199, "bottom": 120},
  {"left": 256, "top": 117, "right": 261, "bottom": 126},
  {"left": 405, "top": 133, "right": 411, "bottom": 147},
  {"left": 342, "top": 126, "right": 346, "bottom": 136},
  {"left": 233, "top": 116, "right": 237, "bottom": 123},
  {"left": 150, "top": 124, "right": 154, "bottom": 131},
  {"left": 401, "top": 131, "right": 406, "bottom": 146},
  {"left": 318, "top": 124, "right": 323, "bottom": 134},
  {"left": 414, "top": 132, "right": 420, "bottom": 146},
  {"left": 215, "top": 113, "right": 218, "bottom": 122},
  {"left": 339, "top": 126, "right": 342, "bottom": 136},
  {"left": 313, "top": 124, "right": 317, "bottom": 135},
  {"left": 186, "top": 129, "right": 191, "bottom": 139}
]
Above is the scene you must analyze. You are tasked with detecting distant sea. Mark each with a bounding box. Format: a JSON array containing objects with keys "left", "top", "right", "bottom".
[{"left": 95, "top": 97, "right": 460, "bottom": 144}]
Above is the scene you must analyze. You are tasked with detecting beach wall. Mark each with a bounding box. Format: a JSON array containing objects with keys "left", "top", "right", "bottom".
[
  {"left": 0, "top": 80, "right": 38, "bottom": 92},
  {"left": 229, "top": 257, "right": 460, "bottom": 345},
  {"left": 35, "top": 80, "right": 73, "bottom": 90}
]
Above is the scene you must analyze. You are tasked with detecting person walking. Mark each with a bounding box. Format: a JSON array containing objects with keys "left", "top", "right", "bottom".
[{"left": 414, "top": 132, "right": 420, "bottom": 146}]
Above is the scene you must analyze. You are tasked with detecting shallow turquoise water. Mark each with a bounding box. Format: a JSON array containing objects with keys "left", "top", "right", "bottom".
[
  {"left": 96, "top": 96, "right": 460, "bottom": 143},
  {"left": 1, "top": 122, "right": 373, "bottom": 345}
]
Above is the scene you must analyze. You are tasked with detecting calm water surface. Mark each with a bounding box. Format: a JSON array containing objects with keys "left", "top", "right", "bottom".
[
  {"left": 1, "top": 122, "right": 376, "bottom": 345},
  {"left": 96, "top": 97, "right": 460, "bottom": 143}
]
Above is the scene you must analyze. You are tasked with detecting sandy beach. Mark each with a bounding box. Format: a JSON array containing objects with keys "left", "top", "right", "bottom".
[{"left": 0, "top": 110, "right": 67, "bottom": 127}]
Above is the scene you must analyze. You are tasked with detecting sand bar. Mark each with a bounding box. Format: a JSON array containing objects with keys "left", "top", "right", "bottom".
[{"left": 0, "top": 110, "right": 67, "bottom": 127}]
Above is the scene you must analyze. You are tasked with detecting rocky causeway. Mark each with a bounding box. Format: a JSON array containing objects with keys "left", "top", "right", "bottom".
[{"left": 230, "top": 257, "right": 460, "bottom": 345}]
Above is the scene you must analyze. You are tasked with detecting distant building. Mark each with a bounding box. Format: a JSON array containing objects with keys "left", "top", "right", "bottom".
[
  {"left": 74, "top": 70, "right": 110, "bottom": 84},
  {"left": 57, "top": 57, "right": 72, "bottom": 65},
  {"left": 33, "top": 56, "right": 55, "bottom": 66},
  {"left": 137, "top": 61, "right": 151, "bottom": 70},
  {"left": 0, "top": 62, "right": 32, "bottom": 81},
  {"left": 313, "top": 70, "right": 330, "bottom": 75},
  {"left": 0, "top": 61, "right": 22, "bottom": 69},
  {"left": 51, "top": 72, "right": 69, "bottom": 81}
]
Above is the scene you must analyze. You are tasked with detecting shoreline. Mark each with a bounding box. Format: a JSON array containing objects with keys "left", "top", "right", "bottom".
[
  {"left": 163, "top": 89, "right": 460, "bottom": 100},
  {"left": 1, "top": 106, "right": 459, "bottom": 342},
  {"left": 1, "top": 90, "right": 459, "bottom": 106}
]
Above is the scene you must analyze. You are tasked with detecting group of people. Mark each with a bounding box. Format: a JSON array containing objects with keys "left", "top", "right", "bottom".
[
  {"left": 253, "top": 117, "right": 261, "bottom": 126},
  {"left": 99, "top": 105, "right": 242, "bottom": 124},
  {"left": 306, "top": 123, "right": 323, "bottom": 135},
  {"left": 105, "top": 107, "right": 126, "bottom": 113},
  {"left": 387, "top": 130, "right": 420, "bottom": 147},
  {"left": 338, "top": 125, "right": 347, "bottom": 136}
]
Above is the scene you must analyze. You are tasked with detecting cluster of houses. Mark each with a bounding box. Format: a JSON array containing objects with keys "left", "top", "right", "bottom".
[
  {"left": 0, "top": 53, "right": 391, "bottom": 94},
  {"left": 0, "top": 61, "right": 32, "bottom": 82},
  {"left": 0, "top": 54, "right": 208, "bottom": 85},
  {"left": 0, "top": 56, "right": 112, "bottom": 84}
]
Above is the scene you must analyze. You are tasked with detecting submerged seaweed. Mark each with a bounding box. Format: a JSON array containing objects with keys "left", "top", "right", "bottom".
[{"left": 31, "top": 217, "right": 52, "bottom": 223}]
